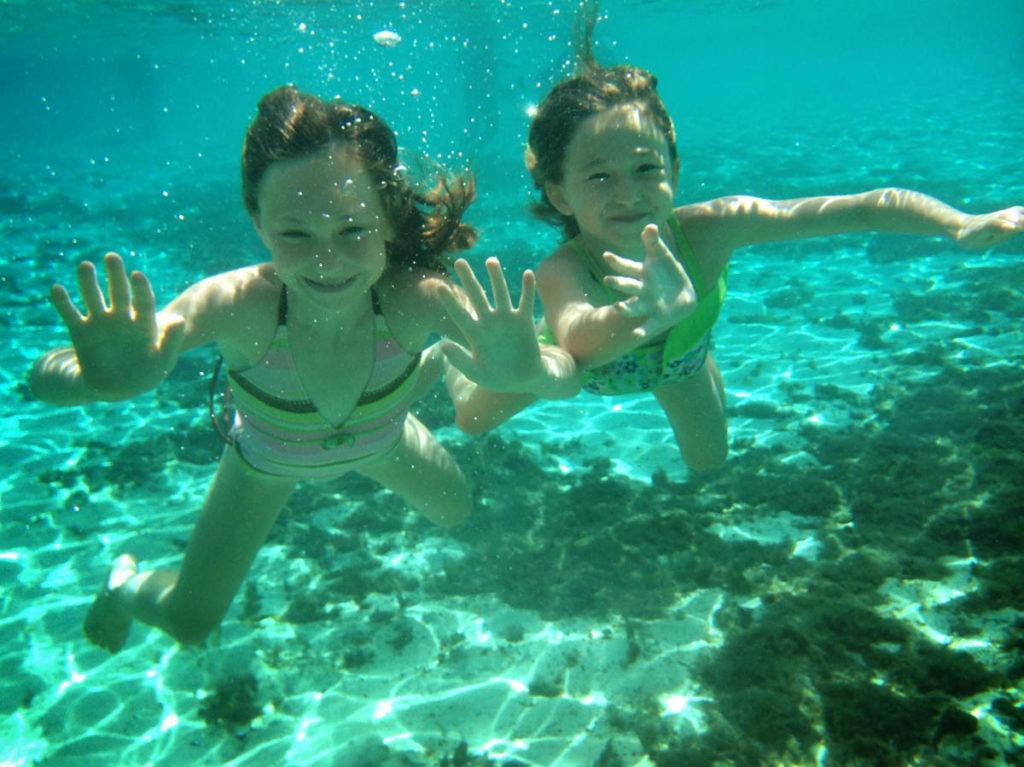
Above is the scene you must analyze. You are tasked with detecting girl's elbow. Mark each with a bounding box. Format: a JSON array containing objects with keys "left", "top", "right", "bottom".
[
  {"left": 562, "top": 338, "right": 601, "bottom": 370},
  {"left": 27, "top": 362, "right": 89, "bottom": 406}
]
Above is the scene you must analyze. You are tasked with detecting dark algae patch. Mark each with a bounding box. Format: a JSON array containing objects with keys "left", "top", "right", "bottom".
[
  {"left": 60, "top": 358, "right": 1021, "bottom": 765},
  {"left": 443, "top": 362, "right": 1017, "bottom": 764},
  {"left": 199, "top": 673, "right": 263, "bottom": 734}
]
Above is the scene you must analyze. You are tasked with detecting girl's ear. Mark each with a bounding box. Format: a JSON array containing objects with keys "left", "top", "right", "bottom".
[{"left": 544, "top": 181, "right": 573, "bottom": 216}]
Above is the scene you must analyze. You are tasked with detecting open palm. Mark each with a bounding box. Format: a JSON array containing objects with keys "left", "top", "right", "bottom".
[
  {"left": 50, "top": 252, "right": 184, "bottom": 399},
  {"left": 434, "top": 257, "right": 549, "bottom": 393},
  {"left": 602, "top": 223, "right": 698, "bottom": 338}
]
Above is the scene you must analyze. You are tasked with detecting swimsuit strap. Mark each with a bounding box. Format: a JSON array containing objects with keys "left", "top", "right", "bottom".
[
  {"left": 662, "top": 216, "right": 729, "bottom": 363},
  {"left": 664, "top": 215, "right": 709, "bottom": 296},
  {"left": 279, "top": 284, "right": 384, "bottom": 325},
  {"left": 278, "top": 286, "right": 385, "bottom": 325},
  {"left": 209, "top": 283, "right": 287, "bottom": 445},
  {"left": 567, "top": 239, "right": 618, "bottom": 304},
  {"left": 277, "top": 284, "right": 289, "bottom": 325}
]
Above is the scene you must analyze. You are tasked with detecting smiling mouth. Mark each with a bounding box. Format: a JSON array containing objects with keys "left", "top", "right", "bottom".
[
  {"left": 608, "top": 212, "right": 648, "bottom": 223},
  {"left": 304, "top": 276, "right": 356, "bottom": 293}
]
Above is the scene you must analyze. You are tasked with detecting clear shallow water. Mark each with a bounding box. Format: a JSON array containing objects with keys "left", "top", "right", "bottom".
[{"left": 2, "top": 1, "right": 1023, "bottom": 765}]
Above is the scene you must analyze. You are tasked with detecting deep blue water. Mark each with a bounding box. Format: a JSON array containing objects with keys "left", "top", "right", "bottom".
[{"left": 2, "top": 2, "right": 1023, "bottom": 766}]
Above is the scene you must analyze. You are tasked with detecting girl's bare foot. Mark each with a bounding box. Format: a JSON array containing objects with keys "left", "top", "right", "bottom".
[{"left": 83, "top": 554, "right": 137, "bottom": 653}]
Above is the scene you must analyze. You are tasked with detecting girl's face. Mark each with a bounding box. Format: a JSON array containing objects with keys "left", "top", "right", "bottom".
[
  {"left": 253, "top": 144, "right": 392, "bottom": 313},
  {"left": 546, "top": 103, "right": 677, "bottom": 257}
]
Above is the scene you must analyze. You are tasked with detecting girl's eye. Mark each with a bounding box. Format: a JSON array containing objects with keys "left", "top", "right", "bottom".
[
  {"left": 638, "top": 163, "right": 662, "bottom": 173},
  {"left": 281, "top": 230, "right": 310, "bottom": 240},
  {"left": 587, "top": 172, "right": 610, "bottom": 182}
]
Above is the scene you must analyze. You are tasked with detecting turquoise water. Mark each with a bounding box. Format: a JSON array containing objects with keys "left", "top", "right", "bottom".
[{"left": 2, "top": 1, "right": 1023, "bottom": 765}]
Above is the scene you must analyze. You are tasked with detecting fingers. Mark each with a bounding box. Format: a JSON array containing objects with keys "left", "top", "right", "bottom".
[
  {"left": 103, "top": 253, "right": 132, "bottom": 316},
  {"left": 452, "top": 258, "right": 490, "bottom": 314},
  {"left": 434, "top": 278, "right": 471, "bottom": 318},
  {"left": 433, "top": 279, "right": 477, "bottom": 343},
  {"left": 50, "top": 284, "right": 84, "bottom": 328},
  {"left": 76, "top": 260, "right": 107, "bottom": 316},
  {"left": 130, "top": 270, "right": 157, "bottom": 324},
  {"left": 455, "top": 256, "right": 532, "bottom": 316},
  {"left": 603, "top": 251, "right": 643, "bottom": 279},
  {"left": 438, "top": 340, "right": 480, "bottom": 380},
  {"left": 632, "top": 317, "right": 666, "bottom": 338},
  {"left": 157, "top": 315, "right": 187, "bottom": 363},
  {"left": 614, "top": 297, "right": 647, "bottom": 319},
  {"left": 71, "top": 253, "right": 139, "bottom": 318},
  {"left": 49, "top": 252, "right": 154, "bottom": 333},
  {"left": 641, "top": 222, "right": 663, "bottom": 250},
  {"left": 444, "top": 258, "right": 537, "bottom": 340},
  {"left": 999, "top": 205, "right": 1023, "bottom": 229},
  {"left": 485, "top": 257, "right": 513, "bottom": 312},
  {"left": 604, "top": 275, "right": 643, "bottom": 295},
  {"left": 518, "top": 269, "right": 537, "bottom": 318}
]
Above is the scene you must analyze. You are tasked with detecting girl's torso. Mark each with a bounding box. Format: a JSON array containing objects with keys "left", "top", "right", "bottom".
[
  {"left": 198, "top": 264, "right": 436, "bottom": 478},
  {"left": 559, "top": 211, "right": 728, "bottom": 349},
  {"left": 179, "top": 262, "right": 435, "bottom": 428},
  {"left": 538, "top": 209, "right": 730, "bottom": 395}
]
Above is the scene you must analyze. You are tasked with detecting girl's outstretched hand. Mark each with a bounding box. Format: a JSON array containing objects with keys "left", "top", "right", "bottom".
[
  {"left": 50, "top": 252, "right": 185, "bottom": 398},
  {"left": 955, "top": 205, "right": 1024, "bottom": 249},
  {"left": 603, "top": 223, "right": 698, "bottom": 338},
  {"left": 434, "top": 257, "right": 552, "bottom": 393}
]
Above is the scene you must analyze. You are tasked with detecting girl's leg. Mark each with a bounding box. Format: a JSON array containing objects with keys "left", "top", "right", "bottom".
[
  {"left": 85, "top": 447, "right": 296, "bottom": 651},
  {"left": 653, "top": 353, "right": 728, "bottom": 471},
  {"left": 359, "top": 413, "right": 472, "bottom": 528}
]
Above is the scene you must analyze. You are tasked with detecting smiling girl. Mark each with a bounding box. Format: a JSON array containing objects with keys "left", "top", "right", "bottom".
[
  {"left": 29, "top": 85, "right": 578, "bottom": 653},
  {"left": 522, "top": 32, "right": 1022, "bottom": 471}
]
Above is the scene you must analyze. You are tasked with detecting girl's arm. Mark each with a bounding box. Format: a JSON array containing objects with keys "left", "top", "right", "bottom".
[
  {"left": 29, "top": 252, "right": 258, "bottom": 406},
  {"left": 30, "top": 253, "right": 186, "bottom": 405},
  {"left": 435, "top": 258, "right": 580, "bottom": 392},
  {"left": 441, "top": 364, "right": 546, "bottom": 435},
  {"left": 537, "top": 225, "right": 697, "bottom": 369},
  {"left": 693, "top": 188, "right": 1023, "bottom": 254},
  {"left": 427, "top": 258, "right": 581, "bottom": 433},
  {"left": 435, "top": 259, "right": 579, "bottom": 398}
]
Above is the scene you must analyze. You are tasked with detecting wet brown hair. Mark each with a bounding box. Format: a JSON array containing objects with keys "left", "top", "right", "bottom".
[
  {"left": 525, "top": 5, "right": 677, "bottom": 239},
  {"left": 242, "top": 85, "right": 476, "bottom": 271}
]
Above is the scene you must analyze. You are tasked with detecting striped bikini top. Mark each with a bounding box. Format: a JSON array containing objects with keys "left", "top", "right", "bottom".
[{"left": 224, "top": 286, "right": 421, "bottom": 459}]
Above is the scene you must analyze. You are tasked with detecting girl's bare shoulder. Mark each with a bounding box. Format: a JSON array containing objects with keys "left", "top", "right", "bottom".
[
  {"left": 672, "top": 205, "right": 733, "bottom": 283},
  {"left": 374, "top": 265, "right": 447, "bottom": 350},
  {"left": 167, "top": 263, "right": 281, "bottom": 364},
  {"left": 537, "top": 241, "right": 587, "bottom": 286},
  {"left": 209, "top": 263, "right": 279, "bottom": 302}
]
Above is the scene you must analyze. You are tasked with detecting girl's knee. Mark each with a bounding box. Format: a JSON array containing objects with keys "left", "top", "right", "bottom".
[
  {"left": 425, "top": 485, "right": 473, "bottom": 528},
  {"left": 165, "top": 609, "right": 224, "bottom": 646},
  {"left": 161, "top": 590, "right": 230, "bottom": 646},
  {"left": 682, "top": 442, "right": 728, "bottom": 472},
  {"left": 173, "top": 623, "right": 216, "bottom": 647},
  {"left": 677, "top": 422, "right": 729, "bottom": 471}
]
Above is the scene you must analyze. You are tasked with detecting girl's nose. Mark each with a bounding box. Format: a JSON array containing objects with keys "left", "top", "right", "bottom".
[
  {"left": 313, "top": 246, "right": 342, "bottom": 273},
  {"left": 611, "top": 176, "right": 639, "bottom": 203}
]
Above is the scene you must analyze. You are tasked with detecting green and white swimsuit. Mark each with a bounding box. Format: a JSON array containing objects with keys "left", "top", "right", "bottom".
[{"left": 554, "top": 215, "right": 728, "bottom": 396}]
